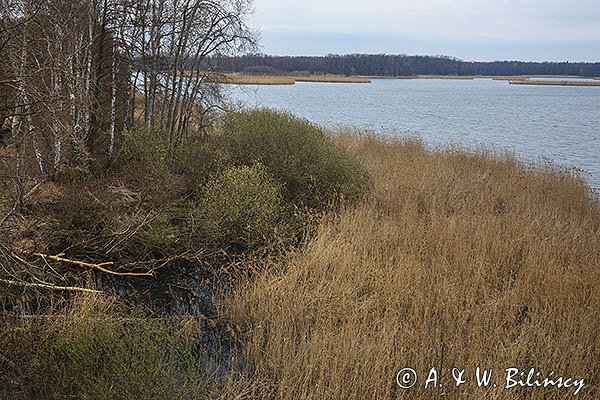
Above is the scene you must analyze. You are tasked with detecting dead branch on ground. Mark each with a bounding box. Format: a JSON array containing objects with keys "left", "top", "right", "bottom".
[
  {"left": 0, "top": 278, "right": 102, "bottom": 293},
  {"left": 33, "top": 253, "right": 154, "bottom": 278}
]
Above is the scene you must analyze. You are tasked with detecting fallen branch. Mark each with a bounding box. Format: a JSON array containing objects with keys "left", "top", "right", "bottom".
[
  {"left": 0, "top": 278, "right": 102, "bottom": 293},
  {"left": 33, "top": 253, "right": 154, "bottom": 278}
]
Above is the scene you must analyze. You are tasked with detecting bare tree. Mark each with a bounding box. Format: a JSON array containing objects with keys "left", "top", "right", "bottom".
[
  {"left": 125, "top": 0, "right": 256, "bottom": 143},
  {"left": 1, "top": 0, "right": 255, "bottom": 213}
]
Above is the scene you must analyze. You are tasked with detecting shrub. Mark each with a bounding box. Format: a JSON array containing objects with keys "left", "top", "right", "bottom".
[
  {"left": 118, "top": 126, "right": 172, "bottom": 182},
  {"left": 115, "top": 126, "right": 179, "bottom": 206},
  {"left": 174, "top": 138, "right": 235, "bottom": 197},
  {"left": 1, "top": 295, "right": 214, "bottom": 400},
  {"left": 50, "top": 182, "right": 115, "bottom": 234},
  {"left": 196, "top": 163, "right": 282, "bottom": 246},
  {"left": 108, "top": 211, "right": 180, "bottom": 258},
  {"left": 221, "top": 108, "right": 368, "bottom": 210}
]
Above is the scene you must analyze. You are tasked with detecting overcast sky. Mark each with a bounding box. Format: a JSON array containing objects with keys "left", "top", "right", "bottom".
[{"left": 248, "top": 0, "right": 600, "bottom": 62}]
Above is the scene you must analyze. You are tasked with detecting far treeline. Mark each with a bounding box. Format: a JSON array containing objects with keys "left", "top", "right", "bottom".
[{"left": 216, "top": 54, "right": 600, "bottom": 77}]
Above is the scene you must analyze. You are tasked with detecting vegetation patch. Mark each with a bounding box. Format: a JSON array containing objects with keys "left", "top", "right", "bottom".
[
  {"left": 3, "top": 106, "right": 598, "bottom": 399},
  {"left": 0, "top": 295, "right": 217, "bottom": 400},
  {"left": 221, "top": 108, "right": 368, "bottom": 210},
  {"left": 222, "top": 134, "right": 600, "bottom": 399},
  {"left": 195, "top": 163, "right": 283, "bottom": 247}
]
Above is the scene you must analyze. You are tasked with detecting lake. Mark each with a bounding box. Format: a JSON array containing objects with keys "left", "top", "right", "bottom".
[{"left": 228, "top": 78, "right": 600, "bottom": 189}]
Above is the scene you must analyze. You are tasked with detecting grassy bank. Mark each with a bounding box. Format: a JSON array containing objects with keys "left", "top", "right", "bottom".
[
  {"left": 490, "top": 75, "right": 531, "bottom": 81},
  {"left": 2, "top": 111, "right": 600, "bottom": 399},
  {"left": 294, "top": 75, "right": 371, "bottom": 83},
  {"left": 222, "top": 134, "right": 600, "bottom": 399}
]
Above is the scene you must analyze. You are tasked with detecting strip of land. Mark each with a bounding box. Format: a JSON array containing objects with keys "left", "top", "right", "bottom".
[
  {"left": 217, "top": 73, "right": 371, "bottom": 85},
  {"left": 207, "top": 72, "right": 600, "bottom": 85},
  {"left": 509, "top": 80, "right": 600, "bottom": 87},
  {"left": 385, "top": 75, "right": 475, "bottom": 80},
  {"left": 366, "top": 74, "right": 596, "bottom": 81}
]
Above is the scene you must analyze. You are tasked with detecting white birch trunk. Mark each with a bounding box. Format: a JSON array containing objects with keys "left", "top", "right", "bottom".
[{"left": 109, "top": 42, "right": 117, "bottom": 159}]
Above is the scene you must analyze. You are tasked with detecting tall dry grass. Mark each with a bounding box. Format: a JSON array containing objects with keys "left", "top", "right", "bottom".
[{"left": 222, "top": 134, "right": 600, "bottom": 399}]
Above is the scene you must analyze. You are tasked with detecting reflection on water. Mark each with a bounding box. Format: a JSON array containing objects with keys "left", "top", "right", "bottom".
[{"left": 229, "top": 78, "right": 600, "bottom": 189}]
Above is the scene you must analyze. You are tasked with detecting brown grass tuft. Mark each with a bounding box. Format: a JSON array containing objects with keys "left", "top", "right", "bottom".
[{"left": 222, "top": 134, "right": 600, "bottom": 399}]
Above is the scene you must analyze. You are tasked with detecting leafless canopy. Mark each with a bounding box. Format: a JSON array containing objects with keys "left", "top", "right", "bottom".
[{"left": 0, "top": 0, "right": 255, "bottom": 189}]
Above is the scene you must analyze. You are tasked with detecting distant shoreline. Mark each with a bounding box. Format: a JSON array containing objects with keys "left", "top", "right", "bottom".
[
  {"left": 215, "top": 73, "right": 371, "bottom": 85},
  {"left": 509, "top": 80, "right": 600, "bottom": 87},
  {"left": 214, "top": 72, "right": 600, "bottom": 86}
]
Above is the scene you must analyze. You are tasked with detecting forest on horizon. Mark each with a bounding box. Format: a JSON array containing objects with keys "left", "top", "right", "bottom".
[{"left": 216, "top": 53, "right": 600, "bottom": 77}]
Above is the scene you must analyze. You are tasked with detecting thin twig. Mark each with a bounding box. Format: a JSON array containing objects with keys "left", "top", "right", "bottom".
[
  {"left": 33, "top": 253, "right": 154, "bottom": 278},
  {"left": 0, "top": 278, "right": 102, "bottom": 293},
  {"left": 104, "top": 210, "right": 158, "bottom": 254}
]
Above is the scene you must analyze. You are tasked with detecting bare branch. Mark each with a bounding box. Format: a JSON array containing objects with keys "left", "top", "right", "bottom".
[
  {"left": 33, "top": 253, "right": 155, "bottom": 277},
  {"left": 0, "top": 278, "right": 103, "bottom": 293}
]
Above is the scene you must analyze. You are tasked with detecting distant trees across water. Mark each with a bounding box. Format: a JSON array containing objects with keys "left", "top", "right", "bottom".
[{"left": 216, "top": 54, "right": 600, "bottom": 77}]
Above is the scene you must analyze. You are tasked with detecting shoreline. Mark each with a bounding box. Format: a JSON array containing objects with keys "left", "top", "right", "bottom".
[
  {"left": 216, "top": 73, "right": 371, "bottom": 85},
  {"left": 509, "top": 80, "right": 600, "bottom": 87},
  {"left": 214, "top": 72, "right": 599, "bottom": 85}
]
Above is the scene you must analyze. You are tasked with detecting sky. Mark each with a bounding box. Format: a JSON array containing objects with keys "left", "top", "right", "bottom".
[{"left": 248, "top": 0, "right": 600, "bottom": 62}]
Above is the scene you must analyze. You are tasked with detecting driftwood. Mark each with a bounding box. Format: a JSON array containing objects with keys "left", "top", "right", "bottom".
[
  {"left": 34, "top": 253, "right": 154, "bottom": 278},
  {"left": 0, "top": 278, "right": 102, "bottom": 293}
]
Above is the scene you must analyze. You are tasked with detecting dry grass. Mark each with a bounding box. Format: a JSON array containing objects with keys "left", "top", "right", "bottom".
[
  {"left": 219, "top": 73, "right": 296, "bottom": 85},
  {"left": 294, "top": 75, "right": 371, "bottom": 83},
  {"left": 215, "top": 73, "right": 370, "bottom": 85},
  {"left": 510, "top": 80, "right": 600, "bottom": 87},
  {"left": 222, "top": 134, "right": 600, "bottom": 399},
  {"left": 393, "top": 75, "right": 476, "bottom": 80},
  {"left": 370, "top": 75, "right": 594, "bottom": 82},
  {"left": 489, "top": 75, "right": 532, "bottom": 81},
  {"left": 205, "top": 73, "right": 597, "bottom": 84},
  {"left": 491, "top": 75, "right": 590, "bottom": 81}
]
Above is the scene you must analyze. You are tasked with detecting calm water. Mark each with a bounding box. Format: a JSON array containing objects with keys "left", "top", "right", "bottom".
[{"left": 228, "top": 78, "right": 600, "bottom": 189}]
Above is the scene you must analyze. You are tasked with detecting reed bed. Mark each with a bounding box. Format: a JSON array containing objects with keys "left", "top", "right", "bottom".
[
  {"left": 219, "top": 73, "right": 296, "bottom": 85},
  {"left": 490, "top": 75, "right": 531, "bottom": 81},
  {"left": 216, "top": 73, "right": 370, "bottom": 85},
  {"left": 294, "top": 75, "right": 371, "bottom": 83},
  {"left": 510, "top": 80, "right": 600, "bottom": 87},
  {"left": 394, "top": 75, "right": 475, "bottom": 80},
  {"left": 222, "top": 134, "right": 600, "bottom": 399}
]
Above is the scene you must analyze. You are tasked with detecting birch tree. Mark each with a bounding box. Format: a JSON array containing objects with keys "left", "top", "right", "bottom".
[{"left": 1, "top": 0, "right": 255, "bottom": 211}]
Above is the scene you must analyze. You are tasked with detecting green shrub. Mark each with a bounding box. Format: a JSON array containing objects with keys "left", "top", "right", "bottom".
[
  {"left": 196, "top": 163, "right": 282, "bottom": 246},
  {"left": 109, "top": 211, "right": 180, "bottom": 258},
  {"left": 115, "top": 126, "right": 179, "bottom": 205},
  {"left": 3, "top": 296, "right": 214, "bottom": 400},
  {"left": 118, "top": 126, "right": 172, "bottom": 182},
  {"left": 174, "top": 139, "right": 235, "bottom": 196},
  {"left": 221, "top": 108, "right": 368, "bottom": 209}
]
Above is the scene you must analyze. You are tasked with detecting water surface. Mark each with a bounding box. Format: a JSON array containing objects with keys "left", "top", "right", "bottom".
[{"left": 228, "top": 78, "right": 600, "bottom": 188}]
